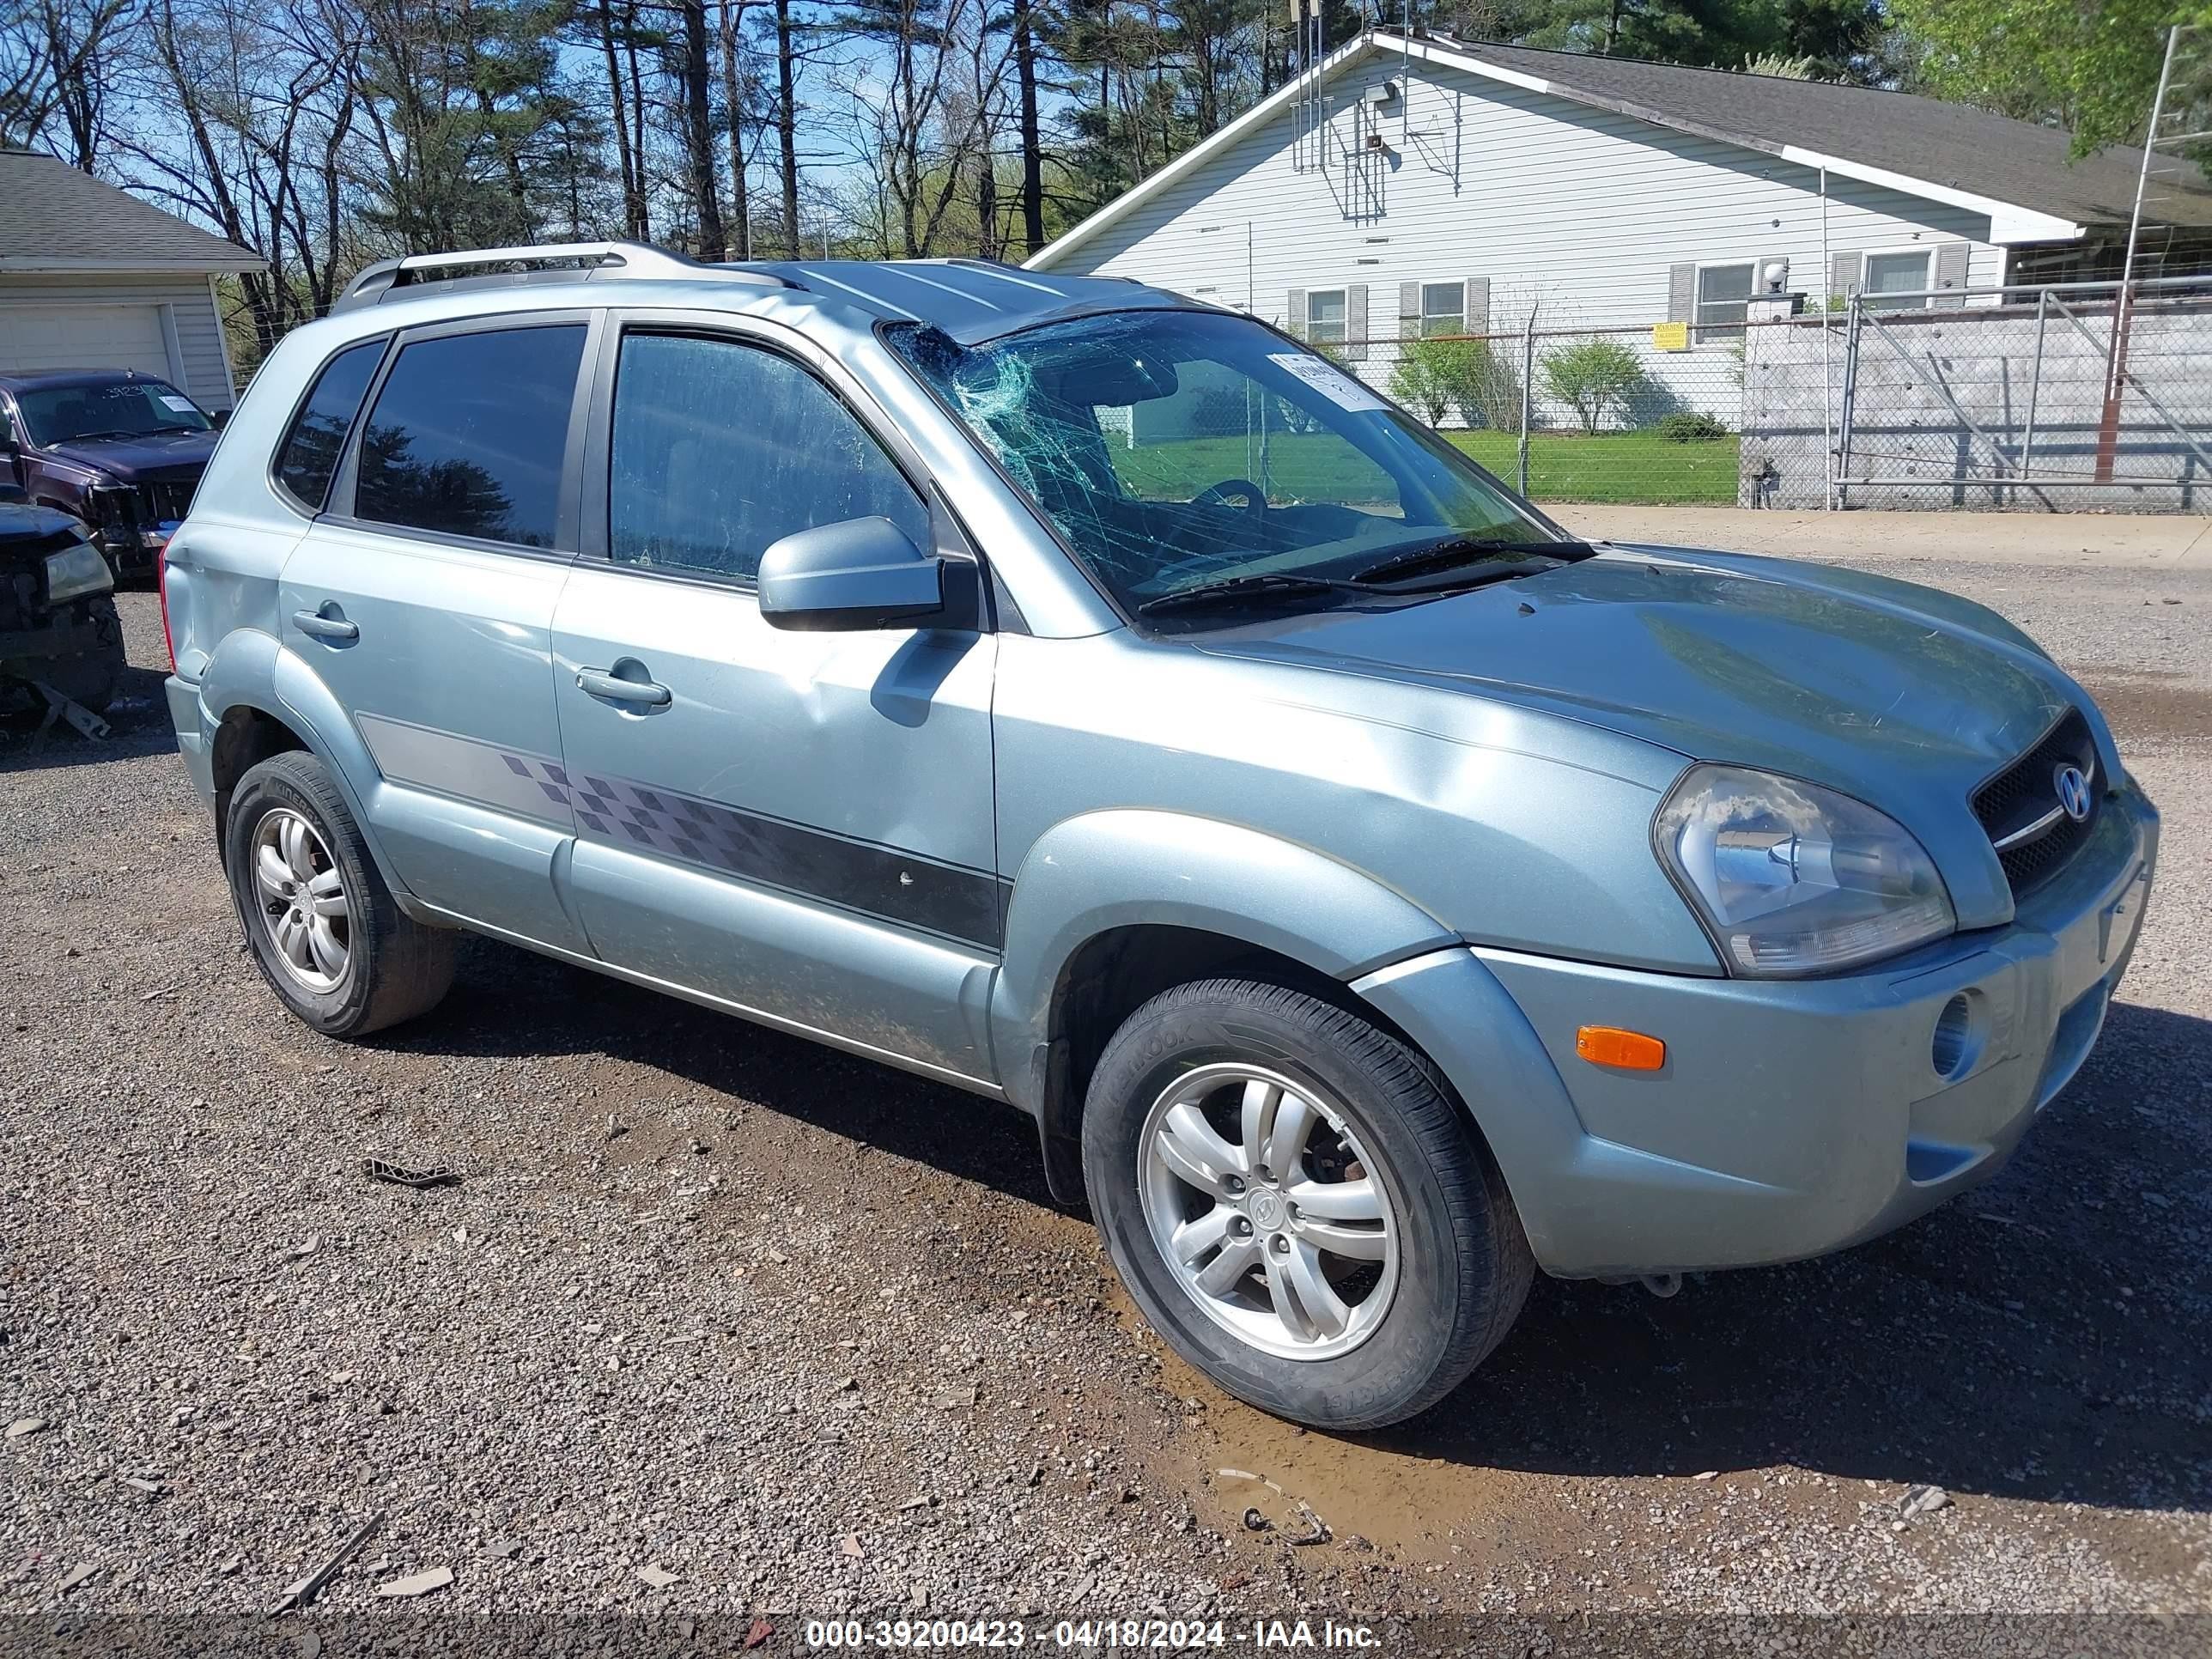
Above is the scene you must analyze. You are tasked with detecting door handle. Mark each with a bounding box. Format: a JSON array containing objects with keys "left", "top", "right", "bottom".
[
  {"left": 292, "top": 608, "right": 358, "bottom": 642},
  {"left": 576, "top": 666, "right": 672, "bottom": 707}
]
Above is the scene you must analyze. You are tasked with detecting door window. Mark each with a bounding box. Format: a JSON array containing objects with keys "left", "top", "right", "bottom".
[
  {"left": 354, "top": 324, "right": 586, "bottom": 548},
  {"left": 275, "top": 337, "right": 386, "bottom": 511},
  {"left": 607, "top": 331, "right": 926, "bottom": 586}
]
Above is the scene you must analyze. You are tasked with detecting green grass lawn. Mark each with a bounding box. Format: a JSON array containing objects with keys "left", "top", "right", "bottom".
[
  {"left": 1448, "top": 430, "right": 1741, "bottom": 506},
  {"left": 1109, "top": 430, "right": 1740, "bottom": 507}
]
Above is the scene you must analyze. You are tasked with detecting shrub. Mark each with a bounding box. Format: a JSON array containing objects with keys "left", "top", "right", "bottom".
[
  {"left": 1186, "top": 383, "right": 1249, "bottom": 437},
  {"left": 1655, "top": 410, "right": 1729, "bottom": 443},
  {"left": 1387, "top": 337, "right": 1522, "bottom": 430},
  {"left": 1387, "top": 337, "right": 1459, "bottom": 424},
  {"left": 1540, "top": 339, "right": 1647, "bottom": 434}
]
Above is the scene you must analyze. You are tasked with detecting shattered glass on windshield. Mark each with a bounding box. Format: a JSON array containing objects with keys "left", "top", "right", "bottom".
[{"left": 890, "top": 309, "right": 1555, "bottom": 621}]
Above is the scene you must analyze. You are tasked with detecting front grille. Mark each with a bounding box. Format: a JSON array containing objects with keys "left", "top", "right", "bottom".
[
  {"left": 1972, "top": 708, "right": 2099, "bottom": 897},
  {"left": 142, "top": 477, "right": 198, "bottom": 522}
]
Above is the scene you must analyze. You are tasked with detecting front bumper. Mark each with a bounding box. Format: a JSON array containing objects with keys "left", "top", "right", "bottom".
[{"left": 1358, "top": 785, "right": 2159, "bottom": 1279}]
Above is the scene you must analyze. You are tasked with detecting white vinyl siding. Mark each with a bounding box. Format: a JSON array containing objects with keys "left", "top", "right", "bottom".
[
  {"left": 0, "top": 273, "right": 237, "bottom": 410},
  {"left": 1052, "top": 57, "right": 2008, "bottom": 340}
]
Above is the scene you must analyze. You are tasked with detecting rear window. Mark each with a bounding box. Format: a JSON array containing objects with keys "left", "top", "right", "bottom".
[
  {"left": 275, "top": 338, "right": 386, "bottom": 511},
  {"left": 353, "top": 325, "right": 586, "bottom": 549}
]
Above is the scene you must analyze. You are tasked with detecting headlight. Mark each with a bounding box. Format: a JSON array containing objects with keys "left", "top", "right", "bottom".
[
  {"left": 44, "top": 540, "right": 113, "bottom": 605},
  {"left": 1655, "top": 764, "right": 1954, "bottom": 976}
]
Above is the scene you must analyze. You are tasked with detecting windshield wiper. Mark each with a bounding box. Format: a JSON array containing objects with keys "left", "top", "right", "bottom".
[
  {"left": 62, "top": 428, "right": 143, "bottom": 442},
  {"left": 1135, "top": 571, "right": 1366, "bottom": 617},
  {"left": 1352, "top": 535, "right": 1594, "bottom": 588}
]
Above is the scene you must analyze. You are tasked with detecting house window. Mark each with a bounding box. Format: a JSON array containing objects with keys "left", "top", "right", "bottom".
[
  {"left": 1420, "top": 282, "right": 1465, "bottom": 338},
  {"left": 1307, "top": 289, "right": 1347, "bottom": 346},
  {"left": 1695, "top": 263, "right": 1755, "bottom": 343},
  {"left": 1863, "top": 249, "right": 1935, "bottom": 311}
]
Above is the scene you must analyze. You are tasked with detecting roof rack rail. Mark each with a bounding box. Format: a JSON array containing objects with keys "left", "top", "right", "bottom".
[{"left": 334, "top": 241, "right": 798, "bottom": 313}]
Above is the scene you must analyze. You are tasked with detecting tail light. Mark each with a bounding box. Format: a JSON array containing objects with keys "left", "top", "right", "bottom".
[{"left": 157, "top": 545, "right": 177, "bottom": 674}]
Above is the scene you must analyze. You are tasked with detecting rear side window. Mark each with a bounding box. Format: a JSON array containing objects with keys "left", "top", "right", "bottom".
[
  {"left": 275, "top": 338, "right": 386, "bottom": 510},
  {"left": 607, "top": 332, "right": 925, "bottom": 586},
  {"left": 355, "top": 325, "right": 586, "bottom": 548}
]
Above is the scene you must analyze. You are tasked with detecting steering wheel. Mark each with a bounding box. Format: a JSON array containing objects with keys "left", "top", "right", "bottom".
[{"left": 1189, "top": 478, "right": 1267, "bottom": 514}]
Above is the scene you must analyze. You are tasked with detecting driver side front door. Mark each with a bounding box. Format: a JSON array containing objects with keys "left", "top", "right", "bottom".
[{"left": 549, "top": 320, "right": 1001, "bottom": 1086}]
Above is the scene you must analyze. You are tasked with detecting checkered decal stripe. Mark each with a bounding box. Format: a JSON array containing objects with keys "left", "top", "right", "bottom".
[{"left": 501, "top": 751, "right": 1003, "bottom": 948}]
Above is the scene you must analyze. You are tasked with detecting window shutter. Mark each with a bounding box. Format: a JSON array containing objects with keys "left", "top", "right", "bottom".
[
  {"left": 1828, "top": 251, "right": 1863, "bottom": 302},
  {"left": 1466, "top": 276, "right": 1490, "bottom": 335},
  {"left": 1667, "top": 263, "right": 1696, "bottom": 325},
  {"left": 1346, "top": 283, "right": 1369, "bottom": 361},
  {"left": 1285, "top": 289, "right": 1307, "bottom": 340},
  {"left": 1758, "top": 252, "right": 1790, "bottom": 295},
  {"left": 1933, "top": 241, "right": 1970, "bottom": 306},
  {"left": 1398, "top": 281, "right": 1421, "bottom": 340}
]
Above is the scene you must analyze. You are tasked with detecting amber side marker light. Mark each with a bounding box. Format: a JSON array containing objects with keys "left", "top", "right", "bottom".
[{"left": 1576, "top": 1025, "right": 1667, "bottom": 1071}]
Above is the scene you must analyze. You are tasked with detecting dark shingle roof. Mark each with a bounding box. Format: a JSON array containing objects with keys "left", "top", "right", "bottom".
[
  {"left": 0, "top": 149, "right": 264, "bottom": 270},
  {"left": 1431, "top": 38, "right": 2212, "bottom": 231}
]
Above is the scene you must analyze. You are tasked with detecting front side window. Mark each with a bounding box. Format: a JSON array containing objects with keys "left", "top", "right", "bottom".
[
  {"left": 355, "top": 324, "right": 586, "bottom": 548},
  {"left": 890, "top": 309, "right": 1559, "bottom": 624},
  {"left": 1306, "top": 290, "right": 1347, "bottom": 346},
  {"left": 1694, "top": 263, "right": 1755, "bottom": 343},
  {"left": 16, "top": 378, "right": 212, "bottom": 446},
  {"left": 608, "top": 332, "right": 925, "bottom": 586},
  {"left": 1420, "top": 282, "right": 1465, "bottom": 338},
  {"left": 1863, "top": 250, "right": 1934, "bottom": 312},
  {"left": 275, "top": 337, "right": 386, "bottom": 510}
]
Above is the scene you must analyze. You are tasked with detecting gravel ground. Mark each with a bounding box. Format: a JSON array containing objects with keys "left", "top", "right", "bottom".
[{"left": 3, "top": 555, "right": 2209, "bottom": 1636}]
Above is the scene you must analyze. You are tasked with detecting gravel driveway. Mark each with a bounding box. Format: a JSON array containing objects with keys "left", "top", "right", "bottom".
[{"left": 3, "top": 552, "right": 2208, "bottom": 1639}]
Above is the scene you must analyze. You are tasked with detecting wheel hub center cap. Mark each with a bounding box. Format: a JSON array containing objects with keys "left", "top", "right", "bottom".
[{"left": 1246, "top": 1187, "right": 1286, "bottom": 1231}]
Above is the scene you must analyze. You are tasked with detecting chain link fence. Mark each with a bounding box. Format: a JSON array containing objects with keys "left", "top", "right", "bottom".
[{"left": 1326, "top": 278, "right": 2212, "bottom": 511}]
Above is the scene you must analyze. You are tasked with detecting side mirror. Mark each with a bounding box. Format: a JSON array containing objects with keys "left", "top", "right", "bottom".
[
  {"left": 209, "top": 408, "right": 232, "bottom": 431},
  {"left": 757, "top": 515, "right": 975, "bottom": 632}
]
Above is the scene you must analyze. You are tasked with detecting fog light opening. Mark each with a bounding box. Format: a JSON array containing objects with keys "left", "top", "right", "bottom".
[{"left": 1931, "top": 993, "right": 1978, "bottom": 1081}]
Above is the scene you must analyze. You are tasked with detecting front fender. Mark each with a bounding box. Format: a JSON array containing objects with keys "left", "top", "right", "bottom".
[
  {"left": 990, "top": 809, "right": 1457, "bottom": 1115},
  {"left": 196, "top": 628, "right": 413, "bottom": 899}
]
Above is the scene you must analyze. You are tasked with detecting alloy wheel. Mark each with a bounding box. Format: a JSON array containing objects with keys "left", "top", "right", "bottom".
[
  {"left": 1137, "top": 1061, "right": 1400, "bottom": 1362},
  {"left": 250, "top": 807, "right": 351, "bottom": 994}
]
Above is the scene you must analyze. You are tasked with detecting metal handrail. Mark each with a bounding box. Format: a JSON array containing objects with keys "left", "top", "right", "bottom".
[
  {"left": 335, "top": 240, "right": 795, "bottom": 312},
  {"left": 1846, "top": 273, "right": 2212, "bottom": 307}
]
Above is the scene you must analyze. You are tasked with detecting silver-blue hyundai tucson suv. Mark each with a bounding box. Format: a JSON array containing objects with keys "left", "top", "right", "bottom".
[{"left": 159, "top": 244, "right": 2158, "bottom": 1429}]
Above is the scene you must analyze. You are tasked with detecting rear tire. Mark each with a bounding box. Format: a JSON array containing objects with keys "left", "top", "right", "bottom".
[
  {"left": 1082, "top": 978, "right": 1534, "bottom": 1431},
  {"left": 223, "top": 750, "right": 454, "bottom": 1036}
]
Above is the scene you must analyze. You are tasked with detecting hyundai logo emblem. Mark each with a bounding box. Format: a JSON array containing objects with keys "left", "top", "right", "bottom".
[{"left": 2053, "top": 763, "right": 2093, "bottom": 823}]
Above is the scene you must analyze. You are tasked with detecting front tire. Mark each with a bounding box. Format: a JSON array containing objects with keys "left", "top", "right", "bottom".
[
  {"left": 1082, "top": 979, "right": 1533, "bottom": 1431},
  {"left": 223, "top": 750, "right": 454, "bottom": 1036}
]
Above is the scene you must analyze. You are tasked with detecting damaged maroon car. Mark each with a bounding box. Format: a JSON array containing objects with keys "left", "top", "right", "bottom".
[{"left": 0, "top": 368, "right": 222, "bottom": 580}]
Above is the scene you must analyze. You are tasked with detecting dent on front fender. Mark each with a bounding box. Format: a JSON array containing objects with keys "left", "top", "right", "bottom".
[{"left": 989, "top": 810, "right": 1459, "bottom": 1115}]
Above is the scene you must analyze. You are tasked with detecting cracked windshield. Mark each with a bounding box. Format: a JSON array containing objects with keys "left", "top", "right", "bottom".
[{"left": 890, "top": 309, "right": 1569, "bottom": 623}]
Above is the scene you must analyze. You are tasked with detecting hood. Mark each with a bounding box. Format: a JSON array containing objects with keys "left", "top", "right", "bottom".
[
  {"left": 1195, "top": 546, "right": 2094, "bottom": 921},
  {"left": 41, "top": 428, "right": 217, "bottom": 480}
]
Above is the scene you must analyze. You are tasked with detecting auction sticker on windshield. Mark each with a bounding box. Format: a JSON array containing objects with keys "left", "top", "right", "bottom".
[{"left": 1267, "top": 352, "right": 1388, "bottom": 413}]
